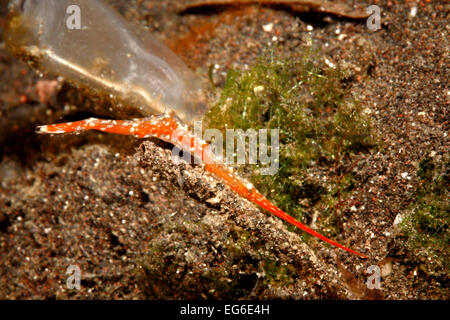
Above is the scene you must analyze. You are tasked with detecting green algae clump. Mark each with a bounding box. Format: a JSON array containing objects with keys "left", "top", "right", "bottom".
[
  {"left": 399, "top": 156, "right": 449, "bottom": 278},
  {"left": 204, "top": 48, "right": 376, "bottom": 237}
]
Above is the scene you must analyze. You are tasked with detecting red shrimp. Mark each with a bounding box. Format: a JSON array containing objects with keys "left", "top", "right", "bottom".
[{"left": 37, "top": 114, "right": 368, "bottom": 258}]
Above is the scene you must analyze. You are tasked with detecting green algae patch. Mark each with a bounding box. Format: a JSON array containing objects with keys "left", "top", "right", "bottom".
[
  {"left": 137, "top": 216, "right": 308, "bottom": 299},
  {"left": 261, "top": 258, "right": 297, "bottom": 289},
  {"left": 399, "top": 156, "right": 449, "bottom": 278},
  {"left": 204, "top": 47, "right": 376, "bottom": 237}
]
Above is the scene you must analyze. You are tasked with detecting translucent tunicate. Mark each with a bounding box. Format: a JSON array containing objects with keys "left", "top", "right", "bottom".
[{"left": 5, "top": 0, "right": 207, "bottom": 124}]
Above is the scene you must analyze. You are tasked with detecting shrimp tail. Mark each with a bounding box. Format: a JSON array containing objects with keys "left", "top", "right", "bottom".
[{"left": 206, "top": 163, "right": 368, "bottom": 259}]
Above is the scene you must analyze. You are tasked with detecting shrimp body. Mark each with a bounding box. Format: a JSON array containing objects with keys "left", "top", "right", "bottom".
[{"left": 37, "top": 114, "right": 368, "bottom": 258}]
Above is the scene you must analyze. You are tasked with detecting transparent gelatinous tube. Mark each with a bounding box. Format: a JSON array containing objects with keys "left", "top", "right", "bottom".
[{"left": 5, "top": 0, "right": 207, "bottom": 124}]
